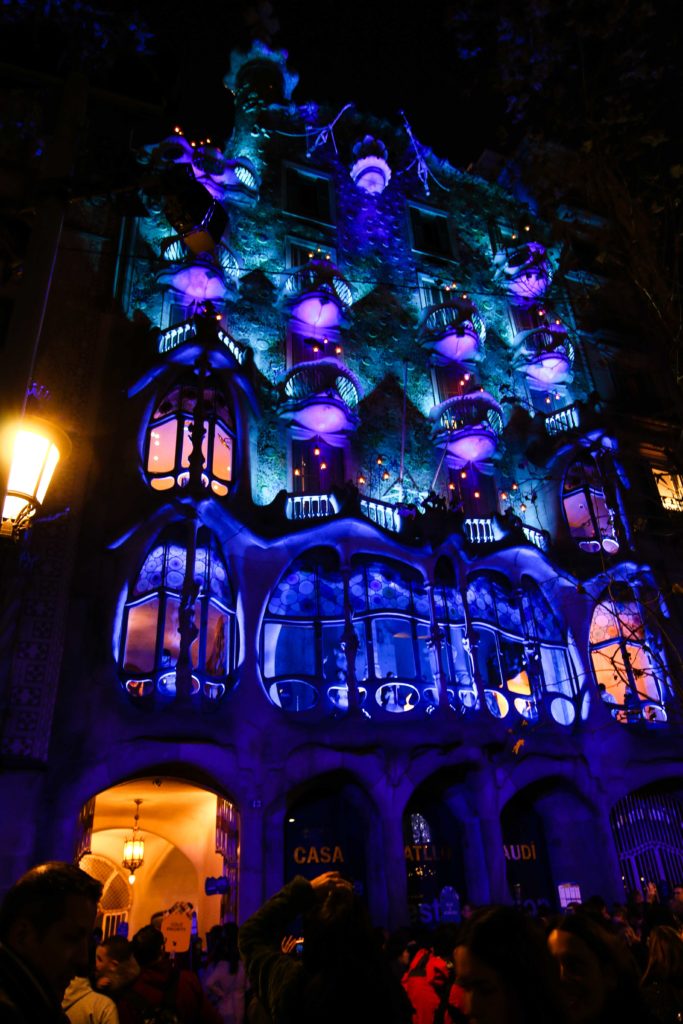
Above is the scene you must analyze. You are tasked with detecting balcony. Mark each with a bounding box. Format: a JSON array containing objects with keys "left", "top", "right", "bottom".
[
  {"left": 432, "top": 392, "right": 503, "bottom": 466},
  {"left": 284, "top": 258, "right": 352, "bottom": 330},
  {"left": 419, "top": 297, "right": 486, "bottom": 366},
  {"left": 157, "top": 316, "right": 248, "bottom": 365},
  {"left": 285, "top": 492, "right": 339, "bottom": 521},
  {"left": 191, "top": 148, "right": 259, "bottom": 200},
  {"left": 544, "top": 403, "right": 581, "bottom": 437},
  {"left": 157, "top": 254, "right": 235, "bottom": 307},
  {"left": 513, "top": 323, "right": 574, "bottom": 388},
  {"left": 279, "top": 358, "right": 361, "bottom": 438},
  {"left": 464, "top": 517, "right": 496, "bottom": 543},
  {"left": 493, "top": 241, "right": 552, "bottom": 302},
  {"left": 359, "top": 497, "right": 403, "bottom": 533}
]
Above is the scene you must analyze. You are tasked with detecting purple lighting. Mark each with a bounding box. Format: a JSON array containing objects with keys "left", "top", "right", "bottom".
[
  {"left": 160, "top": 262, "right": 230, "bottom": 303},
  {"left": 494, "top": 241, "right": 552, "bottom": 301}
]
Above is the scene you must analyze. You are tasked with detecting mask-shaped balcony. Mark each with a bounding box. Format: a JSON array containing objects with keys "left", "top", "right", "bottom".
[
  {"left": 193, "top": 150, "right": 259, "bottom": 201},
  {"left": 493, "top": 241, "right": 552, "bottom": 302},
  {"left": 431, "top": 391, "right": 503, "bottom": 466},
  {"left": 284, "top": 258, "right": 352, "bottom": 331},
  {"left": 157, "top": 253, "right": 236, "bottom": 307},
  {"left": 418, "top": 296, "right": 486, "bottom": 366},
  {"left": 513, "top": 322, "right": 574, "bottom": 388},
  {"left": 279, "top": 358, "right": 361, "bottom": 438},
  {"left": 350, "top": 135, "right": 391, "bottom": 195}
]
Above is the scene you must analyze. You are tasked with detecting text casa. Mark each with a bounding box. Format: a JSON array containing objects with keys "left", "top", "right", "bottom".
[{"left": 293, "top": 846, "right": 344, "bottom": 865}]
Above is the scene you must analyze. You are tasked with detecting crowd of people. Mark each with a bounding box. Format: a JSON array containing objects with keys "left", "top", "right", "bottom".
[{"left": 1, "top": 861, "right": 683, "bottom": 1024}]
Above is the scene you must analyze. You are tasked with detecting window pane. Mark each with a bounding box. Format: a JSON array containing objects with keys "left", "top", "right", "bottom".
[
  {"left": 372, "top": 617, "right": 416, "bottom": 679},
  {"left": 162, "top": 596, "right": 181, "bottom": 667},
  {"left": 446, "top": 625, "right": 474, "bottom": 687},
  {"left": 540, "top": 647, "right": 576, "bottom": 697},
  {"left": 180, "top": 417, "right": 207, "bottom": 469},
  {"left": 212, "top": 424, "right": 233, "bottom": 483},
  {"left": 206, "top": 603, "right": 229, "bottom": 676},
  {"left": 628, "top": 645, "right": 660, "bottom": 701},
  {"left": 263, "top": 622, "right": 316, "bottom": 678},
  {"left": 563, "top": 491, "right": 597, "bottom": 538},
  {"left": 322, "top": 622, "right": 368, "bottom": 682},
  {"left": 473, "top": 627, "right": 501, "bottom": 688},
  {"left": 148, "top": 419, "right": 177, "bottom": 474},
  {"left": 592, "top": 642, "right": 628, "bottom": 703},
  {"left": 123, "top": 599, "right": 158, "bottom": 673},
  {"left": 653, "top": 469, "right": 683, "bottom": 512},
  {"left": 500, "top": 638, "right": 529, "bottom": 694}
]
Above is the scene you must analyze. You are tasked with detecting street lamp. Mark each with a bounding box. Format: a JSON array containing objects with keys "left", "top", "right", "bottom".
[{"left": 1, "top": 416, "right": 71, "bottom": 539}]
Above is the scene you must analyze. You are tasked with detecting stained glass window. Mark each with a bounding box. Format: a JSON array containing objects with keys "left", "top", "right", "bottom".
[
  {"left": 119, "top": 526, "right": 237, "bottom": 701},
  {"left": 145, "top": 381, "right": 235, "bottom": 497},
  {"left": 589, "top": 582, "right": 669, "bottom": 724},
  {"left": 563, "top": 456, "right": 619, "bottom": 554},
  {"left": 262, "top": 552, "right": 439, "bottom": 714}
]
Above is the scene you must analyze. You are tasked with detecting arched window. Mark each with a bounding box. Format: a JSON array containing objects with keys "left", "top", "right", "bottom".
[
  {"left": 520, "top": 576, "right": 580, "bottom": 726},
  {"left": 119, "top": 526, "right": 237, "bottom": 700},
  {"left": 562, "top": 456, "right": 618, "bottom": 554},
  {"left": 145, "top": 380, "right": 235, "bottom": 496},
  {"left": 467, "top": 573, "right": 531, "bottom": 720},
  {"left": 466, "top": 573, "right": 578, "bottom": 725},
  {"left": 261, "top": 551, "right": 447, "bottom": 714},
  {"left": 589, "top": 582, "right": 670, "bottom": 724}
]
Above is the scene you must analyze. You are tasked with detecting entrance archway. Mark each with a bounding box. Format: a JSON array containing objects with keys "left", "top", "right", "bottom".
[{"left": 77, "top": 777, "right": 239, "bottom": 941}]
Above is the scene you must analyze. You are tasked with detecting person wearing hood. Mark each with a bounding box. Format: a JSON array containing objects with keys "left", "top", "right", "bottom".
[{"left": 63, "top": 976, "right": 118, "bottom": 1024}]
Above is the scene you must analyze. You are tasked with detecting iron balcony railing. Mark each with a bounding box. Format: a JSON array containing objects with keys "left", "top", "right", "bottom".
[
  {"left": 283, "top": 259, "right": 353, "bottom": 309},
  {"left": 283, "top": 358, "right": 361, "bottom": 408},
  {"left": 435, "top": 392, "right": 504, "bottom": 436}
]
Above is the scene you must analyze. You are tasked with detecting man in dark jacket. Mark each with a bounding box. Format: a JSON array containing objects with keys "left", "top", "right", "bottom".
[{"left": 0, "top": 861, "right": 102, "bottom": 1024}]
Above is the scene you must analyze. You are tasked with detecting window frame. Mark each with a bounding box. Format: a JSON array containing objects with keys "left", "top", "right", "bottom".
[{"left": 283, "top": 163, "right": 335, "bottom": 226}]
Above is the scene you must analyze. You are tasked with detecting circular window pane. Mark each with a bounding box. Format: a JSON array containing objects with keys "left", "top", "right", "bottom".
[
  {"left": 157, "top": 672, "right": 201, "bottom": 696},
  {"left": 513, "top": 697, "right": 539, "bottom": 721},
  {"left": 327, "top": 686, "right": 367, "bottom": 710},
  {"left": 642, "top": 703, "right": 667, "bottom": 723},
  {"left": 375, "top": 682, "right": 419, "bottom": 713},
  {"left": 125, "top": 678, "right": 154, "bottom": 698},
  {"left": 484, "top": 689, "right": 510, "bottom": 718},
  {"left": 550, "top": 696, "right": 576, "bottom": 726},
  {"left": 269, "top": 680, "right": 318, "bottom": 712},
  {"left": 204, "top": 681, "right": 226, "bottom": 701}
]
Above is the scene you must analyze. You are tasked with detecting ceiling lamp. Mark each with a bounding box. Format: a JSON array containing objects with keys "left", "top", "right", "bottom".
[
  {"left": 122, "top": 799, "right": 145, "bottom": 885},
  {"left": 1, "top": 416, "right": 71, "bottom": 540}
]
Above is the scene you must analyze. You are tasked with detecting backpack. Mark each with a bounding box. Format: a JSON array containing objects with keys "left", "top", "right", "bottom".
[{"left": 126, "top": 972, "right": 183, "bottom": 1024}]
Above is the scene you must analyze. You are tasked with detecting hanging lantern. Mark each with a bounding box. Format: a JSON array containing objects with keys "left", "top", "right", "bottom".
[
  {"left": 122, "top": 799, "right": 145, "bottom": 885},
  {"left": 1, "top": 416, "right": 71, "bottom": 539}
]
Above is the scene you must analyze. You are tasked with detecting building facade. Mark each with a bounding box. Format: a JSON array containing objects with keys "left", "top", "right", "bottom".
[{"left": 2, "top": 43, "right": 683, "bottom": 936}]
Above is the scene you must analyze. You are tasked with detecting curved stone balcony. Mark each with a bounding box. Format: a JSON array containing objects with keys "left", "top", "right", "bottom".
[
  {"left": 284, "top": 258, "right": 353, "bottom": 330},
  {"left": 279, "top": 357, "right": 361, "bottom": 437},
  {"left": 157, "top": 253, "right": 236, "bottom": 306},
  {"left": 431, "top": 391, "right": 503, "bottom": 465},
  {"left": 192, "top": 149, "right": 260, "bottom": 199},
  {"left": 418, "top": 297, "right": 486, "bottom": 365},
  {"left": 493, "top": 241, "right": 552, "bottom": 302},
  {"left": 513, "top": 323, "right": 574, "bottom": 387}
]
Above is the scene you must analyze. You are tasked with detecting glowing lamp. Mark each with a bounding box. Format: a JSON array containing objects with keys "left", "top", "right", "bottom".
[
  {"left": 122, "top": 799, "right": 145, "bottom": 884},
  {"left": 2, "top": 417, "right": 71, "bottom": 538}
]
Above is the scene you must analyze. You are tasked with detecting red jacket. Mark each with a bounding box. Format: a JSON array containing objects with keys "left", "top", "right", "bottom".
[{"left": 402, "top": 949, "right": 452, "bottom": 1024}]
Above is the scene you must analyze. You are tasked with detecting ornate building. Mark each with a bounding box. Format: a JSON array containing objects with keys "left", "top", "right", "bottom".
[{"left": 2, "top": 42, "right": 683, "bottom": 936}]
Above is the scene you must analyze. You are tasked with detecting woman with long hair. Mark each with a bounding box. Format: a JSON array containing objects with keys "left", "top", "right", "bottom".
[{"left": 641, "top": 925, "right": 683, "bottom": 1023}]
